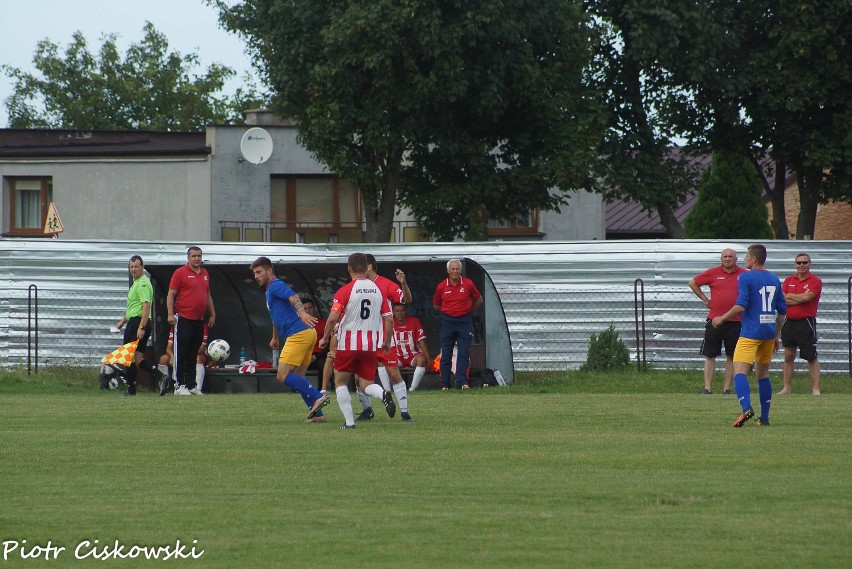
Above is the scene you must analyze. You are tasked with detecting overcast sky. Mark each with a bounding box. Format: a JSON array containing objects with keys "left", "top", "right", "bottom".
[{"left": 0, "top": 0, "right": 255, "bottom": 127}]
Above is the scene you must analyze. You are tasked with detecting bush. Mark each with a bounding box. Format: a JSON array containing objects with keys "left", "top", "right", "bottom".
[{"left": 581, "top": 325, "right": 630, "bottom": 371}]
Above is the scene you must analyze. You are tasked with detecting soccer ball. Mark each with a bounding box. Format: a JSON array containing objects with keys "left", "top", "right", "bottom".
[
  {"left": 101, "top": 364, "right": 122, "bottom": 390},
  {"left": 207, "top": 339, "right": 231, "bottom": 363}
]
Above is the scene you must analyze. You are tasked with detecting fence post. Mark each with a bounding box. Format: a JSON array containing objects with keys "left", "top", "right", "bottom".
[
  {"left": 27, "top": 284, "right": 39, "bottom": 375},
  {"left": 633, "top": 278, "right": 647, "bottom": 372},
  {"left": 848, "top": 277, "right": 851, "bottom": 377}
]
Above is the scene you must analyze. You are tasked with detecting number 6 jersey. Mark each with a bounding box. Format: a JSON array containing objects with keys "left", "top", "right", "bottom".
[{"left": 331, "top": 277, "right": 392, "bottom": 352}]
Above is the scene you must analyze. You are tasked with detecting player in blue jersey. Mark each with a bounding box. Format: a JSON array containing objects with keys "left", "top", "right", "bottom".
[
  {"left": 251, "top": 257, "right": 329, "bottom": 422},
  {"left": 712, "top": 244, "right": 786, "bottom": 427}
]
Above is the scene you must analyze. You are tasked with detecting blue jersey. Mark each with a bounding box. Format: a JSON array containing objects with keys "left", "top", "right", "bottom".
[
  {"left": 736, "top": 269, "right": 787, "bottom": 340},
  {"left": 266, "top": 278, "right": 309, "bottom": 339}
]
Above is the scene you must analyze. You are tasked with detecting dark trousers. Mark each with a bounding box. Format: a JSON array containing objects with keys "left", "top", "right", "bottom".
[
  {"left": 174, "top": 316, "right": 204, "bottom": 390},
  {"left": 440, "top": 313, "right": 473, "bottom": 388},
  {"left": 123, "top": 316, "right": 155, "bottom": 394}
]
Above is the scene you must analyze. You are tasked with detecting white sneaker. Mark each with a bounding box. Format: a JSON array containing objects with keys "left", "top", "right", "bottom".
[
  {"left": 174, "top": 386, "right": 192, "bottom": 396},
  {"left": 189, "top": 387, "right": 205, "bottom": 395}
]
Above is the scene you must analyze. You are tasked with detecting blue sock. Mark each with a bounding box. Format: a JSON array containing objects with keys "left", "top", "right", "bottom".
[
  {"left": 285, "top": 373, "right": 323, "bottom": 413},
  {"left": 758, "top": 378, "right": 772, "bottom": 421},
  {"left": 734, "top": 373, "right": 751, "bottom": 411}
]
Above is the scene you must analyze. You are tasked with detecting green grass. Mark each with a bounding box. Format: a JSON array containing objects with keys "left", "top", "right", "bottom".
[{"left": 1, "top": 369, "right": 850, "bottom": 568}]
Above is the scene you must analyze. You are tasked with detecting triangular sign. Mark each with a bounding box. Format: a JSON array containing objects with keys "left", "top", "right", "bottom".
[{"left": 43, "top": 202, "right": 64, "bottom": 234}]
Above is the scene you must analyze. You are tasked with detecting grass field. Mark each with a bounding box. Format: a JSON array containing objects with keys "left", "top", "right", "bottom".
[{"left": 1, "top": 368, "right": 850, "bottom": 568}]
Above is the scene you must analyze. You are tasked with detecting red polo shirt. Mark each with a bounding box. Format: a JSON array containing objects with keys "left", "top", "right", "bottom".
[
  {"left": 782, "top": 273, "right": 822, "bottom": 319},
  {"left": 169, "top": 264, "right": 210, "bottom": 320},
  {"left": 433, "top": 277, "right": 481, "bottom": 317},
  {"left": 693, "top": 265, "right": 746, "bottom": 321}
]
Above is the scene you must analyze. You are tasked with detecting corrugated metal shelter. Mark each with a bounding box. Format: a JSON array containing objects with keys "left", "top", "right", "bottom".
[{"left": 1, "top": 239, "right": 850, "bottom": 377}]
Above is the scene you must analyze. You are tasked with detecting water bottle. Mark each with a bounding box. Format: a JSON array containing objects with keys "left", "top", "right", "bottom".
[{"left": 239, "top": 346, "right": 247, "bottom": 364}]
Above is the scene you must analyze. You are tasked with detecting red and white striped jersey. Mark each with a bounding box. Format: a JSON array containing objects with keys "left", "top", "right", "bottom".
[
  {"left": 393, "top": 316, "right": 426, "bottom": 360},
  {"left": 372, "top": 274, "right": 404, "bottom": 347},
  {"left": 331, "top": 278, "right": 391, "bottom": 352}
]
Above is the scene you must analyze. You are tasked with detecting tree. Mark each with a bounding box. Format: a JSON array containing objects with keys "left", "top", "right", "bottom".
[
  {"left": 2, "top": 22, "right": 266, "bottom": 130},
  {"left": 648, "top": 0, "right": 852, "bottom": 240},
  {"left": 684, "top": 151, "right": 773, "bottom": 239},
  {"left": 585, "top": 1, "right": 708, "bottom": 238},
  {"left": 214, "top": 0, "right": 603, "bottom": 242}
]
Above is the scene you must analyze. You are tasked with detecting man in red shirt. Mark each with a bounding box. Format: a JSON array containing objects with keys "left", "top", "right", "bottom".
[
  {"left": 166, "top": 246, "right": 216, "bottom": 396},
  {"left": 779, "top": 253, "right": 823, "bottom": 395},
  {"left": 353, "top": 254, "right": 414, "bottom": 421},
  {"left": 318, "top": 253, "right": 395, "bottom": 429},
  {"left": 392, "top": 303, "right": 432, "bottom": 391},
  {"left": 433, "top": 258, "right": 483, "bottom": 389},
  {"left": 689, "top": 248, "right": 746, "bottom": 394}
]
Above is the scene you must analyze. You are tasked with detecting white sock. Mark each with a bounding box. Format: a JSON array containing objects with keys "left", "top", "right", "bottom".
[
  {"left": 357, "top": 386, "right": 371, "bottom": 411},
  {"left": 195, "top": 364, "right": 205, "bottom": 391},
  {"left": 393, "top": 381, "right": 408, "bottom": 413},
  {"left": 158, "top": 364, "right": 169, "bottom": 377},
  {"left": 411, "top": 366, "right": 426, "bottom": 391},
  {"left": 377, "top": 366, "right": 391, "bottom": 390},
  {"left": 365, "top": 382, "right": 385, "bottom": 400},
  {"left": 336, "top": 385, "right": 355, "bottom": 426}
]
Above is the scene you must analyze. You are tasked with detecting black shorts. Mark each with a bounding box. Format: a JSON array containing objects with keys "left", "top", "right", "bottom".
[
  {"left": 781, "top": 317, "right": 818, "bottom": 361},
  {"left": 700, "top": 319, "right": 740, "bottom": 358},
  {"left": 123, "top": 316, "right": 151, "bottom": 353}
]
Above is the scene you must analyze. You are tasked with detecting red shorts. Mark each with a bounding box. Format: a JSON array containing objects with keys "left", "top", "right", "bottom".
[
  {"left": 397, "top": 352, "right": 422, "bottom": 368},
  {"left": 334, "top": 350, "right": 378, "bottom": 381},
  {"left": 377, "top": 347, "right": 398, "bottom": 367}
]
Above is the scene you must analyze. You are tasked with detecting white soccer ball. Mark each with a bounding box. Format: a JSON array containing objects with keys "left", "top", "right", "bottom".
[
  {"left": 108, "top": 377, "right": 120, "bottom": 390},
  {"left": 207, "top": 339, "right": 231, "bottom": 363}
]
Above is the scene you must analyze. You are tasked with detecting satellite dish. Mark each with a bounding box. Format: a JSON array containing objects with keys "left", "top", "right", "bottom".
[{"left": 239, "top": 127, "right": 274, "bottom": 164}]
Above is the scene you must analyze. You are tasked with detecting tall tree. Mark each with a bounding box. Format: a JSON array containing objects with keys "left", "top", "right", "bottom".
[
  {"left": 214, "top": 0, "right": 603, "bottom": 242},
  {"left": 651, "top": 0, "right": 852, "bottom": 239},
  {"left": 2, "top": 22, "right": 265, "bottom": 130},
  {"left": 684, "top": 151, "right": 773, "bottom": 239},
  {"left": 585, "top": 1, "right": 706, "bottom": 238}
]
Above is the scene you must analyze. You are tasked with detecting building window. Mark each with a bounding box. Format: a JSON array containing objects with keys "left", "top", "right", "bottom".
[
  {"left": 8, "top": 177, "right": 52, "bottom": 235},
  {"left": 270, "top": 175, "right": 362, "bottom": 241},
  {"left": 487, "top": 210, "right": 539, "bottom": 235}
]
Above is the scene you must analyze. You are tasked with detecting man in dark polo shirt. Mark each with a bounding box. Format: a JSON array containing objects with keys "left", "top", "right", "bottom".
[
  {"left": 165, "top": 246, "right": 216, "bottom": 395},
  {"left": 433, "top": 258, "right": 483, "bottom": 390}
]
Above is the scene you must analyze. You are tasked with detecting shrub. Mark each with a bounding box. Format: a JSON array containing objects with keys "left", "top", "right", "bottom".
[{"left": 581, "top": 325, "right": 630, "bottom": 371}]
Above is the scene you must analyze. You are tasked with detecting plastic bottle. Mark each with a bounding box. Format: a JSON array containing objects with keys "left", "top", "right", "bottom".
[{"left": 239, "top": 346, "right": 247, "bottom": 364}]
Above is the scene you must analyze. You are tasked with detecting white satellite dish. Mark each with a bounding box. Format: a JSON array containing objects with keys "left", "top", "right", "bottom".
[{"left": 239, "top": 127, "right": 274, "bottom": 164}]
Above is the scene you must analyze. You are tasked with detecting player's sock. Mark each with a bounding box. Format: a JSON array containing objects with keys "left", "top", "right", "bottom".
[
  {"left": 126, "top": 362, "right": 138, "bottom": 394},
  {"left": 734, "top": 373, "right": 751, "bottom": 411},
  {"left": 336, "top": 385, "right": 355, "bottom": 426},
  {"left": 285, "top": 373, "right": 322, "bottom": 408},
  {"left": 393, "top": 381, "right": 409, "bottom": 413},
  {"left": 377, "top": 366, "right": 391, "bottom": 390},
  {"left": 365, "top": 382, "right": 385, "bottom": 401},
  {"left": 195, "top": 364, "right": 205, "bottom": 392},
  {"left": 758, "top": 377, "right": 772, "bottom": 421},
  {"left": 357, "top": 386, "right": 372, "bottom": 411},
  {"left": 157, "top": 364, "right": 170, "bottom": 378},
  {"left": 410, "top": 366, "right": 426, "bottom": 391}
]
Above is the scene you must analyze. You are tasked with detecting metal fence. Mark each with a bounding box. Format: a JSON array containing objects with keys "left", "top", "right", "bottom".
[
  {"left": 6, "top": 277, "right": 852, "bottom": 376},
  {"left": 497, "top": 278, "right": 852, "bottom": 375}
]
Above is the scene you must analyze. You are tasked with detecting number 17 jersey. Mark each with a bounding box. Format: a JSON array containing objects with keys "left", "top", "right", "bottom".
[
  {"left": 331, "top": 277, "right": 392, "bottom": 352},
  {"left": 736, "top": 269, "right": 787, "bottom": 340}
]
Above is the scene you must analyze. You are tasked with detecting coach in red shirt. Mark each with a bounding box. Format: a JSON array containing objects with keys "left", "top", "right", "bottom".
[
  {"left": 166, "top": 246, "right": 216, "bottom": 395},
  {"left": 689, "top": 248, "right": 746, "bottom": 394},
  {"left": 433, "top": 258, "right": 483, "bottom": 389},
  {"left": 779, "top": 253, "right": 822, "bottom": 395}
]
